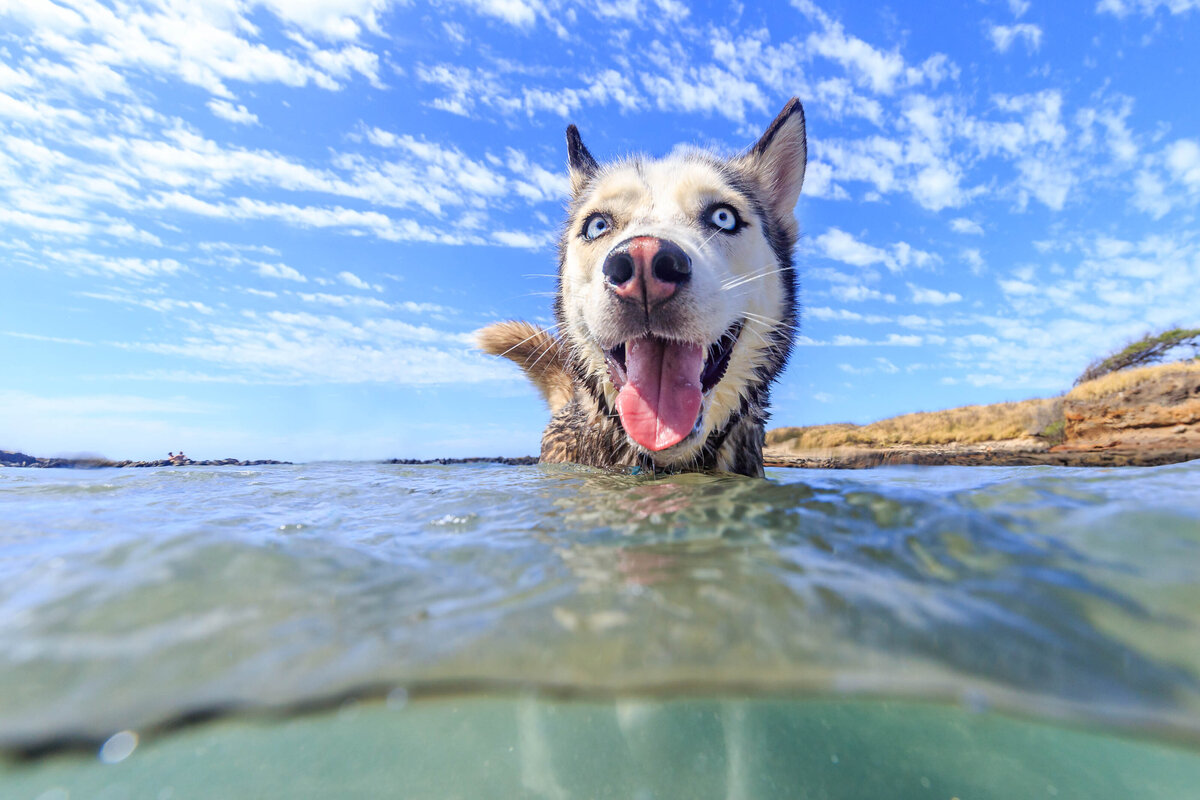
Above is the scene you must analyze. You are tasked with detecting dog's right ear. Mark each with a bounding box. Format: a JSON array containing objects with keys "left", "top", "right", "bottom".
[
  {"left": 734, "top": 98, "right": 807, "bottom": 223},
  {"left": 566, "top": 124, "right": 598, "bottom": 195}
]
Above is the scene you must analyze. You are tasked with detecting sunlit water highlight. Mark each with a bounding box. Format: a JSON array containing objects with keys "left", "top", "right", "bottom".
[{"left": 1, "top": 461, "right": 1199, "bottom": 797}]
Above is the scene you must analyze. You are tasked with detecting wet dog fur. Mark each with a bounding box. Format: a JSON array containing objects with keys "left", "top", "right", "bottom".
[{"left": 478, "top": 98, "right": 806, "bottom": 477}]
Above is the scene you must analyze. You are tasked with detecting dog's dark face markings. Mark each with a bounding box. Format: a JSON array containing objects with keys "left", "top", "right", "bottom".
[{"left": 553, "top": 99, "right": 807, "bottom": 471}]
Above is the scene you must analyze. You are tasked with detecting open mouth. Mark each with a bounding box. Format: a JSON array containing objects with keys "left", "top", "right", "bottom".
[{"left": 603, "top": 321, "right": 743, "bottom": 452}]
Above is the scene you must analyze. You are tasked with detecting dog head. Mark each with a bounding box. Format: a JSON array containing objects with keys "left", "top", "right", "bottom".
[{"left": 556, "top": 98, "right": 806, "bottom": 465}]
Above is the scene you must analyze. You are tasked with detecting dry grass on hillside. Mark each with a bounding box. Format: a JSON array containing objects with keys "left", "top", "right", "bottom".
[
  {"left": 1066, "top": 359, "right": 1200, "bottom": 402},
  {"left": 766, "top": 397, "right": 1062, "bottom": 450}
]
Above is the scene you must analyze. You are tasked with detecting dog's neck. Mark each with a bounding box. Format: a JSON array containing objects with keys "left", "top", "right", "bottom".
[{"left": 539, "top": 381, "right": 766, "bottom": 478}]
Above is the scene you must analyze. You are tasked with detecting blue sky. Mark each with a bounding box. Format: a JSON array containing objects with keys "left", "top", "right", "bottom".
[{"left": 2, "top": 0, "right": 1199, "bottom": 461}]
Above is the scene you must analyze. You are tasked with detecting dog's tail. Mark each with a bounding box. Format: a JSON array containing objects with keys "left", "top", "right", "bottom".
[{"left": 477, "top": 321, "right": 574, "bottom": 413}]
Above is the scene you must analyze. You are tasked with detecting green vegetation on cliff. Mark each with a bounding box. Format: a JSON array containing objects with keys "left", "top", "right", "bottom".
[{"left": 1075, "top": 328, "right": 1200, "bottom": 386}]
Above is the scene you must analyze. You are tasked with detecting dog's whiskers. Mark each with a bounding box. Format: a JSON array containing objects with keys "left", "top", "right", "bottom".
[
  {"left": 743, "top": 312, "right": 802, "bottom": 337},
  {"left": 721, "top": 265, "right": 789, "bottom": 292},
  {"left": 739, "top": 321, "right": 775, "bottom": 350},
  {"left": 696, "top": 225, "right": 727, "bottom": 251},
  {"left": 720, "top": 262, "right": 783, "bottom": 285}
]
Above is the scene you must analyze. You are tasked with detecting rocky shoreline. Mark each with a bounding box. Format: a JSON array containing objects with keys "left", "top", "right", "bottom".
[
  {"left": 763, "top": 442, "right": 1200, "bottom": 469},
  {"left": 1, "top": 451, "right": 290, "bottom": 469},
  {"left": 385, "top": 456, "right": 539, "bottom": 466},
  {"left": 765, "top": 362, "right": 1200, "bottom": 469}
]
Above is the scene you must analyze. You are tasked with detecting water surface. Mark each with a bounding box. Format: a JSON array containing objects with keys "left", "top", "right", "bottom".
[{"left": 2, "top": 462, "right": 1199, "bottom": 797}]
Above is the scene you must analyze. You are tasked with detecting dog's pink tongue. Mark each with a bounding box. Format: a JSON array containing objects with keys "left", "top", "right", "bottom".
[{"left": 616, "top": 337, "right": 704, "bottom": 452}]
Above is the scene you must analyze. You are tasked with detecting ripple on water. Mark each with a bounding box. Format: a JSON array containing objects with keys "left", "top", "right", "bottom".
[{"left": 0, "top": 461, "right": 1197, "bottom": 754}]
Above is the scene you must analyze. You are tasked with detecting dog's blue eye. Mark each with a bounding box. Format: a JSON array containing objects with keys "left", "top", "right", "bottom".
[
  {"left": 583, "top": 213, "right": 611, "bottom": 241},
  {"left": 709, "top": 205, "right": 739, "bottom": 232}
]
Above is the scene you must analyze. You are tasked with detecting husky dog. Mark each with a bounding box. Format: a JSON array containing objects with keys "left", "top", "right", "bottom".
[{"left": 479, "top": 98, "right": 806, "bottom": 477}]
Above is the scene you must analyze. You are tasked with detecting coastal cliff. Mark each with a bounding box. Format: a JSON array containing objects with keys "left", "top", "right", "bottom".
[{"left": 765, "top": 361, "right": 1200, "bottom": 469}]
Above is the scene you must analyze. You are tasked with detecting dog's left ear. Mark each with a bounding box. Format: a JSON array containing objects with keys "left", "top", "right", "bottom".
[
  {"left": 566, "top": 124, "right": 598, "bottom": 195},
  {"left": 736, "top": 98, "right": 807, "bottom": 218}
]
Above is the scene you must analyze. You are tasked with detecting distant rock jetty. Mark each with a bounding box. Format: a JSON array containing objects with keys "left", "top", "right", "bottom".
[
  {"left": 765, "top": 361, "right": 1200, "bottom": 469},
  {"left": 385, "top": 456, "right": 538, "bottom": 466},
  {"left": 1, "top": 451, "right": 290, "bottom": 469}
]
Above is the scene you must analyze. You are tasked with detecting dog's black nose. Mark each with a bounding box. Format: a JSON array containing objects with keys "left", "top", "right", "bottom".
[
  {"left": 603, "top": 237, "right": 690, "bottom": 306},
  {"left": 603, "top": 251, "right": 635, "bottom": 288},
  {"left": 650, "top": 240, "right": 691, "bottom": 285}
]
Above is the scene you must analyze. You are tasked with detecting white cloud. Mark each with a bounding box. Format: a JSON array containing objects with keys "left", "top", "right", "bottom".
[
  {"left": 830, "top": 284, "right": 897, "bottom": 303},
  {"left": 452, "top": 0, "right": 542, "bottom": 28},
  {"left": 262, "top": 0, "right": 396, "bottom": 41},
  {"left": 0, "top": 208, "right": 93, "bottom": 237},
  {"left": 988, "top": 23, "right": 1043, "bottom": 53},
  {"left": 1165, "top": 139, "right": 1200, "bottom": 189},
  {"left": 962, "top": 248, "right": 986, "bottom": 276},
  {"left": 813, "top": 228, "right": 939, "bottom": 272},
  {"left": 1096, "top": 0, "right": 1200, "bottom": 16},
  {"left": 913, "top": 163, "right": 968, "bottom": 210},
  {"left": 897, "top": 314, "right": 944, "bottom": 329},
  {"left": 796, "top": 11, "right": 903, "bottom": 94},
  {"left": 397, "top": 300, "right": 454, "bottom": 315},
  {"left": 792, "top": 0, "right": 956, "bottom": 94},
  {"left": 255, "top": 261, "right": 307, "bottom": 282},
  {"left": 504, "top": 148, "right": 570, "bottom": 202},
  {"left": 1132, "top": 169, "right": 1172, "bottom": 218},
  {"left": 310, "top": 45, "right": 384, "bottom": 88},
  {"left": 908, "top": 283, "right": 963, "bottom": 305},
  {"left": 999, "top": 278, "right": 1038, "bottom": 296},
  {"left": 1076, "top": 98, "right": 1139, "bottom": 163},
  {"left": 338, "top": 270, "right": 375, "bottom": 290},
  {"left": 798, "top": 160, "right": 849, "bottom": 200},
  {"left": 639, "top": 48, "right": 767, "bottom": 122},
  {"left": 122, "top": 310, "right": 510, "bottom": 386},
  {"left": 81, "top": 291, "right": 214, "bottom": 315},
  {"left": 814, "top": 228, "right": 889, "bottom": 267},
  {"left": 491, "top": 230, "right": 553, "bottom": 249},
  {"left": 207, "top": 99, "right": 259, "bottom": 125},
  {"left": 1014, "top": 155, "right": 1074, "bottom": 210},
  {"left": 808, "top": 307, "right": 890, "bottom": 323},
  {"left": 950, "top": 217, "right": 984, "bottom": 235},
  {"left": 35, "top": 247, "right": 185, "bottom": 278},
  {"left": 991, "top": 91, "right": 1069, "bottom": 148},
  {"left": 0, "top": 0, "right": 393, "bottom": 110},
  {"left": 812, "top": 333, "right": 923, "bottom": 347},
  {"left": 812, "top": 77, "right": 884, "bottom": 125},
  {"left": 296, "top": 292, "right": 390, "bottom": 309},
  {"left": 1008, "top": 0, "right": 1032, "bottom": 16}
]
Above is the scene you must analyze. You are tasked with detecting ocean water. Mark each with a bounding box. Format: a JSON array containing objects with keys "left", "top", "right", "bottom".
[{"left": 1, "top": 461, "right": 1199, "bottom": 798}]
